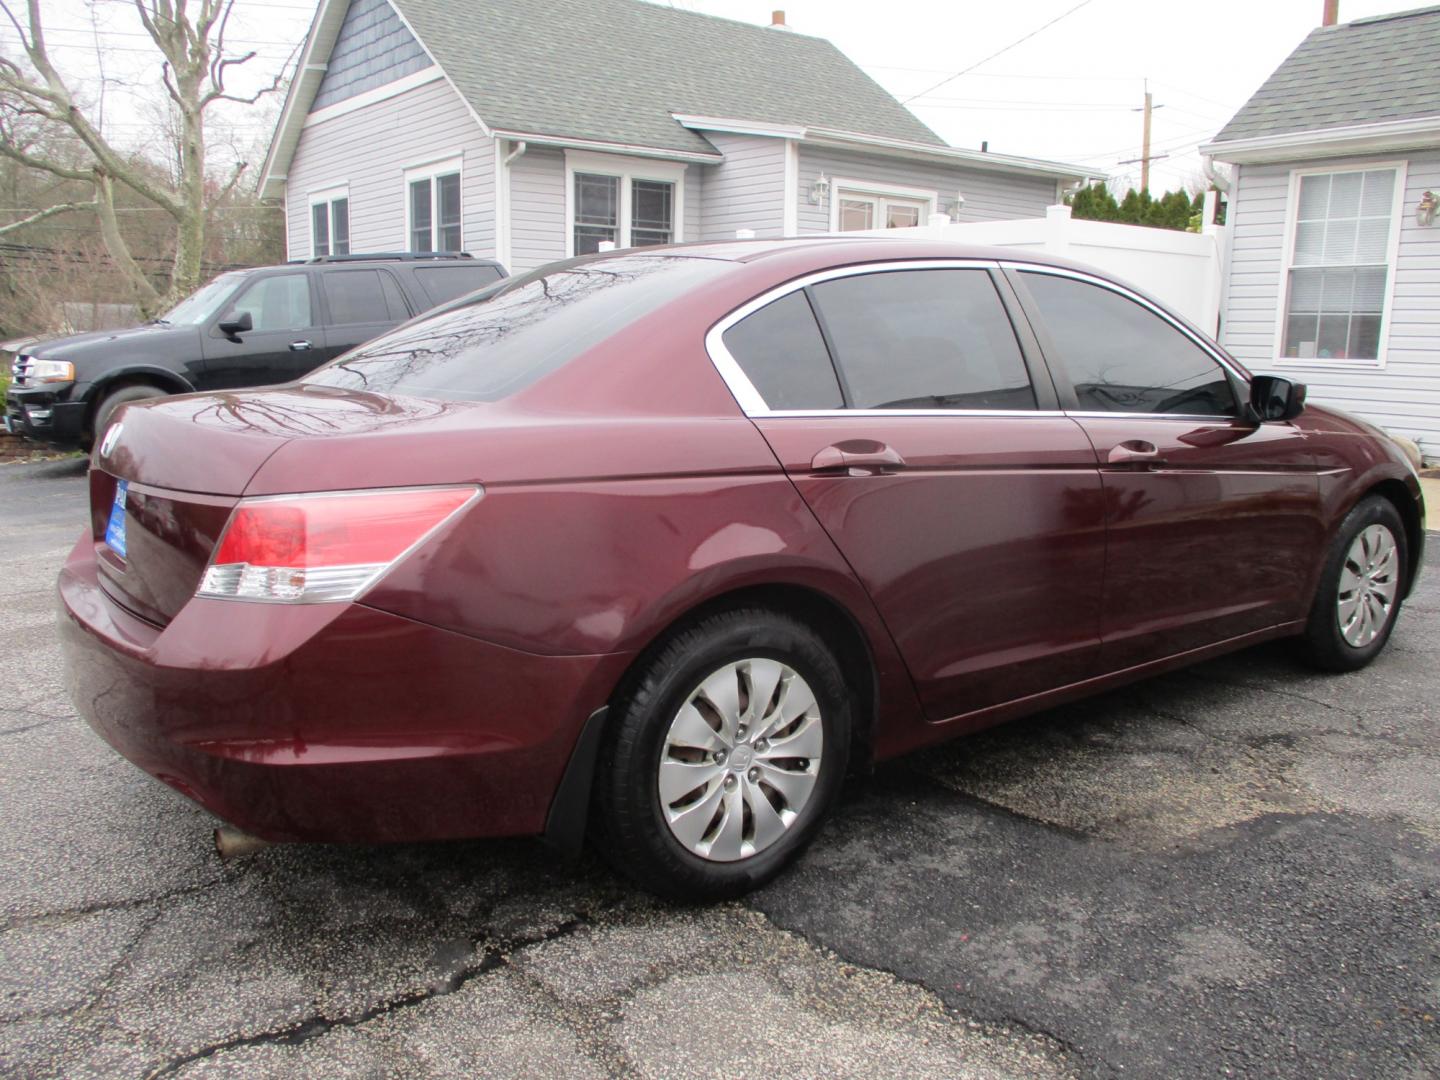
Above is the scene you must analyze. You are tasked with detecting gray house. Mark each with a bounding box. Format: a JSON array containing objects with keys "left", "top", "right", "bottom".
[
  {"left": 1203, "top": 5, "right": 1440, "bottom": 450},
  {"left": 259, "top": 0, "right": 1090, "bottom": 274}
]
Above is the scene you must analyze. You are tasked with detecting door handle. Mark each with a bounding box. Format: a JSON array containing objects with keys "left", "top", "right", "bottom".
[
  {"left": 1106, "top": 440, "right": 1165, "bottom": 468},
  {"left": 289, "top": 340, "right": 313, "bottom": 351},
  {"left": 810, "top": 442, "right": 907, "bottom": 475}
]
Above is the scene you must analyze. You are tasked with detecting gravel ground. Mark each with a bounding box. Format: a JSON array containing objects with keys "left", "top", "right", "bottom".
[{"left": 1, "top": 458, "right": 1436, "bottom": 1079}]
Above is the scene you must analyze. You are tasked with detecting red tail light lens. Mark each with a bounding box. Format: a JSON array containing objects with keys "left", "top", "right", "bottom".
[{"left": 200, "top": 486, "right": 480, "bottom": 603}]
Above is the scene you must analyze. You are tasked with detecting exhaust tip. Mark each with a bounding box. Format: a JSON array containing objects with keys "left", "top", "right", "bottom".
[{"left": 214, "top": 826, "right": 271, "bottom": 862}]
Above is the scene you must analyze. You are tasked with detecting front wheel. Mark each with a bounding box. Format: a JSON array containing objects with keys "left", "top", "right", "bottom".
[
  {"left": 87, "top": 384, "right": 167, "bottom": 451},
  {"left": 1297, "top": 495, "right": 1407, "bottom": 672},
  {"left": 595, "top": 609, "right": 851, "bottom": 900}
]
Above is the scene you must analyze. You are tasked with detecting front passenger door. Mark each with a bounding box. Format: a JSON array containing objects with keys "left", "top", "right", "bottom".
[
  {"left": 1010, "top": 267, "right": 1323, "bottom": 671},
  {"left": 199, "top": 272, "right": 322, "bottom": 389}
]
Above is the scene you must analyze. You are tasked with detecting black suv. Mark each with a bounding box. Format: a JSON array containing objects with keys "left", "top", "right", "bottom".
[{"left": 4, "top": 252, "right": 506, "bottom": 448}]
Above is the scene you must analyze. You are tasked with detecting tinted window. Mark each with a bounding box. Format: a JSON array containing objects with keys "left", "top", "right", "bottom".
[
  {"left": 414, "top": 264, "right": 505, "bottom": 306},
  {"left": 807, "top": 269, "right": 1034, "bottom": 410},
  {"left": 322, "top": 269, "right": 406, "bottom": 325},
  {"left": 227, "top": 274, "right": 312, "bottom": 332},
  {"left": 309, "top": 255, "right": 727, "bottom": 403},
  {"left": 722, "top": 291, "right": 843, "bottom": 410},
  {"left": 1021, "top": 272, "right": 1236, "bottom": 416}
]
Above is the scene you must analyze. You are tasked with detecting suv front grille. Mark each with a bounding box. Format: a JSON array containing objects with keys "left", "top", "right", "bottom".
[{"left": 10, "top": 354, "right": 30, "bottom": 388}]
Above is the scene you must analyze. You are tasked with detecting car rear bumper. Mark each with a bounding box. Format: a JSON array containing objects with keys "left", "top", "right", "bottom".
[
  {"left": 57, "top": 533, "right": 631, "bottom": 844},
  {"left": 5, "top": 387, "right": 86, "bottom": 444}
]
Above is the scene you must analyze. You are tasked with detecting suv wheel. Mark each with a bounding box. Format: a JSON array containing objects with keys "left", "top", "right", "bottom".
[
  {"left": 88, "top": 385, "right": 167, "bottom": 451},
  {"left": 595, "top": 608, "right": 851, "bottom": 900}
]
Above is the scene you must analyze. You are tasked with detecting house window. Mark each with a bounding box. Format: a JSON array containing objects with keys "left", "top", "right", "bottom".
[
  {"left": 574, "top": 173, "right": 621, "bottom": 254},
  {"left": 832, "top": 183, "right": 933, "bottom": 232},
  {"left": 1281, "top": 167, "right": 1400, "bottom": 363},
  {"left": 566, "top": 151, "right": 685, "bottom": 256},
  {"left": 309, "top": 190, "right": 349, "bottom": 258},
  {"left": 406, "top": 159, "right": 463, "bottom": 252}
]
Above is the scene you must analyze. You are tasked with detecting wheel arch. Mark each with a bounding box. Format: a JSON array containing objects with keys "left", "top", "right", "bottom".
[
  {"left": 1363, "top": 477, "right": 1424, "bottom": 597},
  {"left": 82, "top": 368, "right": 193, "bottom": 426},
  {"left": 543, "top": 578, "right": 886, "bottom": 856}
]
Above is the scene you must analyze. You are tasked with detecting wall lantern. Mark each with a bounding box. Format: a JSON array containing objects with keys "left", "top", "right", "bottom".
[
  {"left": 808, "top": 173, "right": 831, "bottom": 205},
  {"left": 1418, "top": 191, "right": 1438, "bottom": 228}
]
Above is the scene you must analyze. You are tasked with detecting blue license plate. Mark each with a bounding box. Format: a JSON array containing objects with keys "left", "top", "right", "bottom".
[{"left": 105, "top": 479, "right": 128, "bottom": 559}]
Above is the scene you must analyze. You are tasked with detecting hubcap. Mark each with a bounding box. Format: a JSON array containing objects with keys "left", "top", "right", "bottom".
[
  {"left": 1337, "top": 523, "right": 1399, "bottom": 648},
  {"left": 658, "top": 658, "right": 823, "bottom": 862}
]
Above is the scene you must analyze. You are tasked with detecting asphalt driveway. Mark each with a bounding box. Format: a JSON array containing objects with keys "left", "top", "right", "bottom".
[{"left": 2, "top": 458, "right": 1436, "bottom": 1079}]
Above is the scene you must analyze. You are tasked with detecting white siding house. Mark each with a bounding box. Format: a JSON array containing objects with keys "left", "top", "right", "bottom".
[
  {"left": 1203, "top": 7, "right": 1440, "bottom": 452},
  {"left": 261, "top": 0, "right": 1091, "bottom": 276}
]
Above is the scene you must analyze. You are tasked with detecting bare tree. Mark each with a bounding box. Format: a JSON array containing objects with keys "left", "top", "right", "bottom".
[{"left": 0, "top": 0, "right": 288, "bottom": 311}]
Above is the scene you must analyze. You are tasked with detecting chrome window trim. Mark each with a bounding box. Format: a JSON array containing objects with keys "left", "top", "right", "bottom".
[
  {"left": 758, "top": 408, "right": 1065, "bottom": 419},
  {"left": 704, "top": 258, "right": 1020, "bottom": 419},
  {"left": 1001, "top": 261, "right": 1249, "bottom": 389}
]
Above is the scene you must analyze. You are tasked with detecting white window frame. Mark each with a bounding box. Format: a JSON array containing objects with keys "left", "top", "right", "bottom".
[
  {"left": 1272, "top": 159, "right": 1407, "bottom": 370},
  {"left": 308, "top": 185, "right": 350, "bottom": 259},
  {"left": 563, "top": 150, "right": 686, "bottom": 257},
  {"left": 403, "top": 154, "right": 464, "bottom": 253},
  {"left": 828, "top": 178, "right": 938, "bottom": 233}
]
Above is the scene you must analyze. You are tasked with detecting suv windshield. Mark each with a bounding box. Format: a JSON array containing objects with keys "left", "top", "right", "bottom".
[
  {"left": 308, "top": 254, "right": 729, "bottom": 402},
  {"left": 155, "top": 271, "right": 248, "bottom": 326}
]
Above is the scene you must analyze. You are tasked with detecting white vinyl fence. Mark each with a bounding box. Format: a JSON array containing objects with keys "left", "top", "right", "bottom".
[{"left": 843, "top": 203, "right": 1227, "bottom": 337}]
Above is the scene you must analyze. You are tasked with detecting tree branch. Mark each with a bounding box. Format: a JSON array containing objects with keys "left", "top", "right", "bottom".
[
  {"left": 93, "top": 173, "right": 160, "bottom": 305},
  {"left": 0, "top": 199, "right": 98, "bottom": 237}
]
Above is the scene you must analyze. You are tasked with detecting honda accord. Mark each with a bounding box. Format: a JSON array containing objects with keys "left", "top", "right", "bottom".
[{"left": 59, "top": 239, "right": 1423, "bottom": 899}]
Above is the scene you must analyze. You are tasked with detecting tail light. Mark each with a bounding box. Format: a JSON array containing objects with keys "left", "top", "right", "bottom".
[{"left": 199, "top": 486, "right": 480, "bottom": 603}]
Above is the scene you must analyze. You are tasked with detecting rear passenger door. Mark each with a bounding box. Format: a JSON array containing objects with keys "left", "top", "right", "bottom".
[
  {"left": 316, "top": 268, "right": 413, "bottom": 367},
  {"left": 713, "top": 263, "right": 1108, "bottom": 724}
]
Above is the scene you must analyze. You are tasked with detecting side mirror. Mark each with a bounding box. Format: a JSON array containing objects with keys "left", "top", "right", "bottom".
[
  {"left": 1248, "top": 375, "right": 1306, "bottom": 422},
  {"left": 217, "top": 310, "right": 253, "bottom": 340}
]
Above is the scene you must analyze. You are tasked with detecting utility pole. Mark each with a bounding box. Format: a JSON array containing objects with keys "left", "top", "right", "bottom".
[
  {"left": 1119, "top": 79, "right": 1166, "bottom": 192},
  {"left": 1141, "top": 81, "right": 1153, "bottom": 194}
]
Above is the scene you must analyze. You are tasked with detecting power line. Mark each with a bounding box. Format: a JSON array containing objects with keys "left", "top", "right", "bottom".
[{"left": 900, "top": 0, "right": 1100, "bottom": 104}]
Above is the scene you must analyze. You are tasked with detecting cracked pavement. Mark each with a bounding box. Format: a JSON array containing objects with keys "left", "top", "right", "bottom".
[{"left": 2, "top": 458, "right": 1437, "bottom": 1079}]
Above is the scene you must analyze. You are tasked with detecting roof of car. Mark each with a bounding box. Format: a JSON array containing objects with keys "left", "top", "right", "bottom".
[{"left": 597, "top": 236, "right": 1115, "bottom": 275}]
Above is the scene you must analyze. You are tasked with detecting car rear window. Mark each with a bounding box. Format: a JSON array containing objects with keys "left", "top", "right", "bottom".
[
  {"left": 413, "top": 263, "right": 505, "bottom": 306},
  {"left": 307, "top": 254, "right": 729, "bottom": 403}
]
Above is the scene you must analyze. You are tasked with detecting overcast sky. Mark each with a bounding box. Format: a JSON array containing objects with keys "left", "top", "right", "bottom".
[{"left": 10, "top": 0, "right": 1421, "bottom": 193}]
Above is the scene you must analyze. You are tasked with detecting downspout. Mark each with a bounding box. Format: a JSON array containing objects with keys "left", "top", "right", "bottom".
[
  {"left": 1202, "top": 154, "right": 1229, "bottom": 194},
  {"left": 497, "top": 141, "right": 527, "bottom": 269}
]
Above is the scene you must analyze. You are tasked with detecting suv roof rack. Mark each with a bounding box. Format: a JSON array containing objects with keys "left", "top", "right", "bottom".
[{"left": 305, "top": 251, "right": 477, "bottom": 264}]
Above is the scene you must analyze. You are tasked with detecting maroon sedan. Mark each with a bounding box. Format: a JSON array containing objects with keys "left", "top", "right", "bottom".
[{"left": 59, "top": 240, "right": 1422, "bottom": 899}]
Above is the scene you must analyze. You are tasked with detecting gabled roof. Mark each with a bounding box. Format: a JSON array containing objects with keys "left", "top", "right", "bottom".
[
  {"left": 261, "top": 0, "right": 1093, "bottom": 199},
  {"left": 1211, "top": 5, "right": 1440, "bottom": 144},
  {"left": 396, "top": 0, "right": 943, "bottom": 156}
]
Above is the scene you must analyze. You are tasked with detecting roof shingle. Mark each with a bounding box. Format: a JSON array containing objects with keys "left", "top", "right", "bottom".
[
  {"left": 1213, "top": 5, "right": 1440, "bottom": 143},
  {"left": 390, "top": 0, "right": 944, "bottom": 155}
]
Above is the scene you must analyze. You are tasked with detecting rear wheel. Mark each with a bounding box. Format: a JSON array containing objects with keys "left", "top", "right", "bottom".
[
  {"left": 1297, "top": 495, "right": 1407, "bottom": 672},
  {"left": 88, "top": 384, "right": 167, "bottom": 451},
  {"left": 595, "top": 608, "right": 851, "bottom": 900}
]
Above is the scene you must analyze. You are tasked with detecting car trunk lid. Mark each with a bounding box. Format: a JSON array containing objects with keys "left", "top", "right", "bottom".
[{"left": 91, "top": 392, "right": 296, "bottom": 624}]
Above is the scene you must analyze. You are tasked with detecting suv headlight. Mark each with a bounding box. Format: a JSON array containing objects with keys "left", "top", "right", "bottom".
[{"left": 25, "top": 359, "right": 75, "bottom": 385}]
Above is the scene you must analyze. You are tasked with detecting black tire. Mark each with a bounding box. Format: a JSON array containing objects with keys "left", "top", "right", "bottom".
[
  {"left": 1296, "top": 495, "right": 1407, "bottom": 672},
  {"left": 594, "top": 608, "right": 852, "bottom": 901},
  {"left": 87, "top": 384, "right": 167, "bottom": 451}
]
